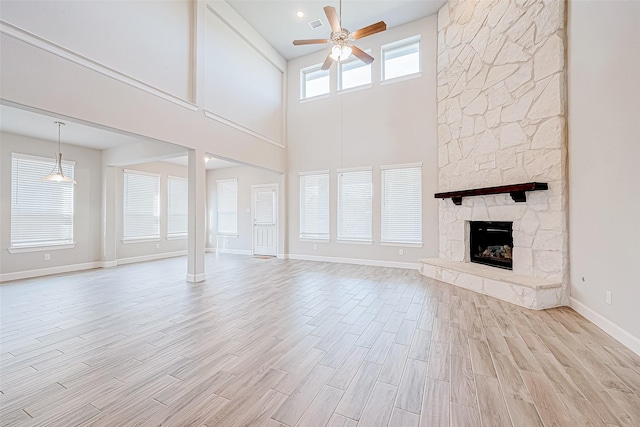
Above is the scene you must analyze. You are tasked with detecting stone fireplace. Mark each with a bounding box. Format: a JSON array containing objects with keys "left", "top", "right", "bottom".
[{"left": 419, "top": 0, "right": 568, "bottom": 309}]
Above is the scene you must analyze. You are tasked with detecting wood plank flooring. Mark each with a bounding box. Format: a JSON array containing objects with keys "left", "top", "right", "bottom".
[{"left": 1, "top": 254, "right": 640, "bottom": 426}]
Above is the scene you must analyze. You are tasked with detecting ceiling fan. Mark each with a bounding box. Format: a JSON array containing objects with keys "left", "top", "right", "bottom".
[{"left": 292, "top": 0, "right": 387, "bottom": 70}]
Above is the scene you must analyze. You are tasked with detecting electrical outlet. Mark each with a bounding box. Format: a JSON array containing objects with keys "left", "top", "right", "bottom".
[
  {"left": 606, "top": 291, "right": 612, "bottom": 305},
  {"left": 155, "top": 243, "right": 160, "bottom": 249},
  {"left": 44, "top": 253, "right": 51, "bottom": 261},
  {"left": 398, "top": 249, "right": 404, "bottom": 256},
  {"left": 313, "top": 244, "right": 318, "bottom": 250}
]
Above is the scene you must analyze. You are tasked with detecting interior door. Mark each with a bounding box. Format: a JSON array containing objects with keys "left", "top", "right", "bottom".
[{"left": 253, "top": 185, "right": 277, "bottom": 256}]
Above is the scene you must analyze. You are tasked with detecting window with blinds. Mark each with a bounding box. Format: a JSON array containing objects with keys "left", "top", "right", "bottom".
[
  {"left": 123, "top": 170, "right": 160, "bottom": 241},
  {"left": 337, "top": 168, "right": 372, "bottom": 243},
  {"left": 10, "top": 153, "right": 75, "bottom": 248},
  {"left": 381, "top": 164, "right": 422, "bottom": 245},
  {"left": 216, "top": 179, "right": 237, "bottom": 235},
  {"left": 339, "top": 53, "right": 372, "bottom": 91},
  {"left": 167, "top": 176, "right": 187, "bottom": 239},
  {"left": 382, "top": 35, "right": 420, "bottom": 81},
  {"left": 299, "top": 172, "right": 330, "bottom": 240},
  {"left": 301, "top": 63, "right": 330, "bottom": 99}
]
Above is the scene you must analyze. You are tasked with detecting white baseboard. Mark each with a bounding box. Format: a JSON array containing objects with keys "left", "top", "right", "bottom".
[
  {"left": 285, "top": 254, "right": 418, "bottom": 270},
  {"left": 570, "top": 297, "right": 640, "bottom": 356},
  {"left": 205, "top": 247, "right": 252, "bottom": 255},
  {"left": 186, "top": 273, "right": 206, "bottom": 283},
  {"left": 0, "top": 261, "right": 101, "bottom": 283},
  {"left": 98, "top": 261, "right": 118, "bottom": 268},
  {"left": 116, "top": 251, "right": 187, "bottom": 266}
]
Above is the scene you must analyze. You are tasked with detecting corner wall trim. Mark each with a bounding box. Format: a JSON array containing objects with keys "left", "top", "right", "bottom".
[
  {"left": 0, "top": 20, "right": 199, "bottom": 112},
  {"left": 186, "top": 273, "right": 206, "bottom": 283},
  {"left": 203, "top": 110, "right": 285, "bottom": 149},
  {"left": 285, "top": 254, "right": 419, "bottom": 270},
  {"left": 116, "top": 251, "right": 187, "bottom": 266},
  {"left": 0, "top": 262, "right": 101, "bottom": 283},
  {"left": 570, "top": 297, "right": 640, "bottom": 356}
]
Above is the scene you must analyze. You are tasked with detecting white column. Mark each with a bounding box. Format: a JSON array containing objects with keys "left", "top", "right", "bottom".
[
  {"left": 187, "top": 149, "right": 206, "bottom": 282},
  {"left": 101, "top": 165, "right": 117, "bottom": 267}
]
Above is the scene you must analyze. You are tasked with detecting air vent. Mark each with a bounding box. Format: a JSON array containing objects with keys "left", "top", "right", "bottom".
[{"left": 308, "top": 19, "right": 324, "bottom": 30}]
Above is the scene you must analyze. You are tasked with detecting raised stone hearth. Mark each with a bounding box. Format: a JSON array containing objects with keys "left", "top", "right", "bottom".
[
  {"left": 425, "top": 0, "right": 569, "bottom": 309},
  {"left": 419, "top": 258, "right": 562, "bottom": 309}
]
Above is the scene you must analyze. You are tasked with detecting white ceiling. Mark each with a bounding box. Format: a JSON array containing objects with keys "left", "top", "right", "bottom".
[
  {"left": 0, "top": 104, "right": 142, "bottom": 150},
  {"left": 227, "top": 0, "right": 446, "bottom": 59}
]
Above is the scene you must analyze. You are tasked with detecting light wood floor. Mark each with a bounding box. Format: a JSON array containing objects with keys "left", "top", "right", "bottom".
[{"left": 1, "top": 255, "right": 640, "bottom": 426}]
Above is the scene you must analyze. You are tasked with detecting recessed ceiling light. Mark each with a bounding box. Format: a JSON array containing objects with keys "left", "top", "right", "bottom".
[{"left": 296, "top": 11, "right": 304, "bottom": 18}]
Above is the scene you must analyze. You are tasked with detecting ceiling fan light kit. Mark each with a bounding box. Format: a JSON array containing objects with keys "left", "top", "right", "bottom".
[{"left": 292, "top": 0, "right": 386, "bottom": 70}]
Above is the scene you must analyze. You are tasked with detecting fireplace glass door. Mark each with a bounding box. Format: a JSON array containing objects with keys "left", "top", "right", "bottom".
[{"left": 469, "top": 221, "right": 513, "bottom": 270}]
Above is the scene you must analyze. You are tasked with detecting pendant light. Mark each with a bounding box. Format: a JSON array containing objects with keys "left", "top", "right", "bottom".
[{"left": 42, "top": 121, "right": 76, "bottom": 184}]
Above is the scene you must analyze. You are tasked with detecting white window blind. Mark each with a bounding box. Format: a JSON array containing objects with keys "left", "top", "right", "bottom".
[
  {"left": 123, "top": 170, "right": 160, "bottom": 241},
  {"left": 339, "top": 53, "right": 372, "bottom": 90},
  {"left": 381, "top": 165, "right": 422, "bottom": 245},
  {"left": 299, "top": 173, "right": 330, "bottom": 240},
  {"left": 167, "top": 176, "right": 188, "bottom": 238},
  {"left": 382, "top": 36, "right": 420, "bottom": 80},
  {"left": 217, "top": 179, "right": 237, "bottom": 235},
  {"left": 337, "top": 169, "right": 372, "bottom": 242},
  {"left": 10, "top": 153, "right": 75, "bottom": 248},
  {"left": 301, "top": 64, "right": 330, "bottom": 99}
]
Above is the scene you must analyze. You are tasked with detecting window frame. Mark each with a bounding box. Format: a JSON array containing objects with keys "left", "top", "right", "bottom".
[
  {"left": 299, "top": 171, "right": 331, "bottom": 242},
  {"left": 216, "top": 179, "right": 238, "bottom": 237},
  {"left": 380, "top": 163, "right": 423, "bottom": 247},
  {"left": 166, "top": 175, "right": 188, "bottom": 240},
  {"left": 337, "top": 167, "right": 373, "bottom": 244},
  {"left": 122, "top": 169, "right": 161, "bottom": 243},
  {"left": 381, "top": 35, "right": 421, "bottom": 83},
  {"left": 9, "top": 152, "right": 76, "bottom": 252},
  {"left": 338, "top": 50, "right": 373, "bottom": 92},
  {"left": 300, "top": 63, "right": 330, "bottom": 100}
]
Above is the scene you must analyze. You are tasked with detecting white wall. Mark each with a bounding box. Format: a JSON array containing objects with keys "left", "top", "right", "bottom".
[
  {"left": 568, "top": 1, "right": 640, "bottom": 344},
  {"left": 0, "top": 132, "right": 102, "bottom": 278},
  {"left": 0, "top": 0, "right": 286, "bottom": 173},
  {"left": 286, "top": 15, "right": 439, "bottom": 267},
  {"left": 0, "top": 0, "right": 193, "bottom": 100},
  {"left": 115, "top": 161, "right": 189, "bottom": 261},
  {"left": 206, "top": 165, "right": 284, "bottom": 255},
  {"left": 205, "top": 6, "right": 285, "bottom": 145}
]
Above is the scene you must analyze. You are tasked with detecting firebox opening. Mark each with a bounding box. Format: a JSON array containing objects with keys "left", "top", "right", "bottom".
[{"left": 469, "top": 221, "right": 513, "bottom": 270}]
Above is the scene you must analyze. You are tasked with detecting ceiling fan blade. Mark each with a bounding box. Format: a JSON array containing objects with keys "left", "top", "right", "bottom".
[
  {"left": 293, "top": 39, "right": 330, "bottom": 45},
  {"left": 324, "top": 6, "right": 341, "bottom": 33},
  {"left": 351, "top": 45, "right": 374, "bottom": 65},
  {"left": 351, "top": 21, "right": 387, "bottom": 39},
  {"left": 321, "top": 54, "right": 334, "bottom": 70}
]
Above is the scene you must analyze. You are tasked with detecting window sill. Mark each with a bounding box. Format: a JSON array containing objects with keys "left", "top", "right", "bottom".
[
  {"left": 121, "top": 238, "right": 160, "bottom": 244},
  {"left": 337, "top": 239, "right": 373, "bottom": 246},
  {"left": 8, "top": 243, "right": 76, "bottom": 254},
  {"left": 381, "top": 72, "right": 422, "bottom": 86},
  {"left": 299, "top": 238, "right": 331, "bottom": 243},
  {"left": 381, "top": 242, "right": 423, "bottom": 248},
  {"left": 337, "top": 83, "right": 373, "bottom": 96},
  {"left": 300, "top": 93, "right": 330, "bottom": 103},
  {"left": 166, "top": 235, "right": 187, "bottom": 241},
  {"left": 217, "top": 234, "right": 238, "bottom": 239}
]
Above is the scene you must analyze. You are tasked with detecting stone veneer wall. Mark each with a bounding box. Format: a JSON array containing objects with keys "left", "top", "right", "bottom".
[{"left": 436, "top": 0, "right": 568, "bottom": 301}]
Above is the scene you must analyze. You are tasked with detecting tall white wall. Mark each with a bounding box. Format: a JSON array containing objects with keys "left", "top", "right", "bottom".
[
  {"left": 206, "top": 166, "right": 284, "bottom": 255},
  {"left": 286, "top": 16, "right": 439, "bottom": 266},
  {"left": 0, "top": 0, "right": 286, "bottom": 172},
  {"left": 568, "top": 0, "right": 640, "bottom": 347},
  {"left": 0, "top": 132, "right": 102, "bottom": 278}
]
